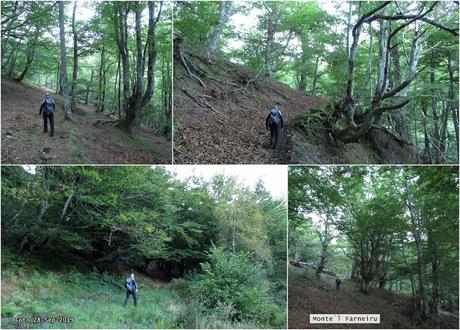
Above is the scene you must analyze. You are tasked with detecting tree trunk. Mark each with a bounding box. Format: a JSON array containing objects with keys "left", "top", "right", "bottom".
[
  {"left": 56, "top": 60, "right": 61, "bottom": 94},
  {"left": 111, "top": 53, "right": 120, "bottom": 113},
  {"left": 310, "top": 55, "right": 320, "bottom": 94},
  {"left": 447, "top": 51, "right": 458, "bottom": 159},
  {"left": 97, "top": 45, "right": 105, "bottom": 112},
  {"left": 430, "top": 52, "right": 441, "bottom": 163},
  {"left": 58, "top": 1, "right": 72, "bottom": 120},
  {"left": 206, "top": 1, "right": 231, "bottom": 59},
  {"left": 85, "top": 69, "right": 94, "bottom": 105},
  {"left": 428, "top": 231, "right": 441, "bottom": 318},
  {"left": 264, "top": 5, "right": 278, "bottom": 78},
  {"left": 406, "top": 184, "right": 429, "bottom": 320},
  {"left": 298, "top": 34, "right": 308, "bottom": 92},
  {"left": 114, "top": 1, "right": 160, "bottom": 133},
  {"left": 70, "top": 0, "right": 78, "bottom": 113},
  {"left": 346, "top": 2, "right": 352, "bottom": 58},
  {"left": 421, "top": 100, "right": 431, "bottom": 163}
]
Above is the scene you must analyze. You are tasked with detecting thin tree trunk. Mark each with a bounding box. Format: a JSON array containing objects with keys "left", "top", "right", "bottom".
[
  {"left": 430, "top": 52, "right": 440, "bottom": 163},
  {"left": 70, "top": 0, "right": 78, "bottom": 113},
  {"left": 85, "top": 69, "right": 94, "bottom": 105},
  {"left": 406, "top": 184, "right": 429, "bottom": 320},
  {"left": 298, "top": 34, "right": 308, "bottom": 92},
  {"left": 97, "top": 45, "right": 105, "bottom": 111},
  {"left": 310, "top": 55, "right": 320, "bottom": 94},
  {"left": 56, "top": 60, "right": 61, "bottom": 93},
  {"left": 58, "top": 1, "right": 71, "bottom": 120}
]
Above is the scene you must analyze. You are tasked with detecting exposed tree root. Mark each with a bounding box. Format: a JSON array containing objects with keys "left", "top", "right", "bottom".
[
  {"left": 181, "top": 88, "right": 221, "bottom": 115},
  {"left": 178, "top": 46, "right": 206, "bottom": 88}
]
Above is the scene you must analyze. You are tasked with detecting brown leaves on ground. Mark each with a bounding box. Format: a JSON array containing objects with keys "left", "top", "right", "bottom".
[
  {"left": 288, "top": 265, "right": 459, "bottom": 329},
  {"left": 1, "top": 76, "right": 171, "bottom": 164},
  {"left": 173, "top": 54, "right": 329, "bottom": 164}
]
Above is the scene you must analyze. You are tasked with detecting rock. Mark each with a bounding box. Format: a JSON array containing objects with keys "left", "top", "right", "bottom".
[{"left": 43, "top": 147, "right": 51, "bottom": 153}]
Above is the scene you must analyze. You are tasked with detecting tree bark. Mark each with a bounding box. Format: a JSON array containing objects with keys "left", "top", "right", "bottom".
[
  {"left": 58, "top": 1, "right": 72, "bottom": 120},
  {"left": 85, "top": 69, "right": 94, "bottom": 105},
  {"left": 206, "top": 1, "right": 231, "bottom": 59},
  {"left": 406, "top": 182, "right": 429, "bottom": 320},
  {"left": 97, "top": 45, "right": 105, "bottom": 112},
  {"left": 113, "top": 1, "right": 161, "bottom": 133},
  {"left": 70, "top": 0, "right": 78, "bottom": 113},
  {"left": 298, "top": 34, "right": 308, "bottom": 92}
]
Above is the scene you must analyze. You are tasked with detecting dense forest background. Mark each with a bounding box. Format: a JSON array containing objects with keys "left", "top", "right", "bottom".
[
  {"left": 1, "top": 1, "right": 171, "bottom": 134},
  {"left": 175, "top": 1, "right": 458, "bottom": 163},
  {"left": 1, "top": 166, "right": 286, "bottom": 328},
  {"left": 289, "top": 166, "right": 459, "bottom": 328}
]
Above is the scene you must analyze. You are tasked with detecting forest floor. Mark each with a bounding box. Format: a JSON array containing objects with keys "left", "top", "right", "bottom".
[
  {"left": 1, "top": 76, "right": 171, "bottom": 164},
  {"left": 173, "top": 51, "right": 416, "bottom": 164},
  {"left": 288, "top": 265, "right": 459, "bottom": 329}
]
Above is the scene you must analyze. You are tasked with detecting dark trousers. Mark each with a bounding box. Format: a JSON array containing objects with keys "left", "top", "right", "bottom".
[
  {"left": 43, "top": 112, "right": 54, "bottom": 136},
  {"left": 124, "top": 290, "right": 137, "bottom": 306},
  {"left": 270, "top": 124, "right": 280, "bottom": 148}
]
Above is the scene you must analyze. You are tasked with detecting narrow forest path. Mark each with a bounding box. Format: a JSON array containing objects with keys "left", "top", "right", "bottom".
[
  {"left": 1, "top": 76, "right": 171, "bottom": 164},
  {"left": 288, "top": 265, "right": 458, "bottom": 329}
]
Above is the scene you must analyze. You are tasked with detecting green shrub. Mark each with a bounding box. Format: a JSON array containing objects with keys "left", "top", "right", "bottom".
[{"left": 176, "top": 246, "right": 282, "bottom": 327}]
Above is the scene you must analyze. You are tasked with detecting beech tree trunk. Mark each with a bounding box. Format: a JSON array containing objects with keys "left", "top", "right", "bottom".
[
  {"left": 58, "top": 1, "right": 72, "bottom": 120},
  {"left": 70, "top": 0, "right": 78, "bottom": 113},
  {"left": 85, "top": 69, "right": 94, "bottom": 105},
  {"left": 206, "top": 1, "right": 231, "bottom": 59},
  {"left": 113, "top": 1, "right": 161, "bottom": 133},
  {"left": 298, "top": 34, "right": 308, "bottom": 92}
]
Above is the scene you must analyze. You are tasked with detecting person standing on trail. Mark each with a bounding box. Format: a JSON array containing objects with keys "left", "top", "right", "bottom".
[
  {"left": 39, "top": 92, "right": 56, "bottom": 137},
  {"left": 335, "top": 278, "right": 342, "bottom": 291},
  {"left": 124, "top": 273, "right": 138, "bottom": 307},
  {"left": 266, "top": 105, "right": 283, "bottom": 149}
]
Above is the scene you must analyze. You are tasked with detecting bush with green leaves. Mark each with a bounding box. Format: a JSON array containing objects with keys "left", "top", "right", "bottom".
[{"left": 176, "top": 246, "right": 283, "bottom": 327}]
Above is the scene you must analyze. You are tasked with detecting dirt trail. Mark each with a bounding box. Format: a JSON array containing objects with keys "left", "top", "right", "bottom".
[
  {"left": 1, "top": 76, "right": 171, "bottom": 164},
  {"left": 288, "top": 265, "right": 458, "bottom": 329},
  {"left": 173, "top": 53, "right": 329, "bottom": 164}
]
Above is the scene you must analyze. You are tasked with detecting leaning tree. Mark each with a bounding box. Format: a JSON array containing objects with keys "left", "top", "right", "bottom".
[{"left": 329, "top": 1, "right": 458, "bottom": 143}]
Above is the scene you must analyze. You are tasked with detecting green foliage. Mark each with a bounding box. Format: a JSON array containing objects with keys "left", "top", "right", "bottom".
[
  {"left": 1, "top": 166, "right": 287, "bottom": 328},
  {"left": 173, "top": 247, "right": 284, "bottom": 328},
  {"left": 289, "top": 165, "right": 459, "bottom": 311}
]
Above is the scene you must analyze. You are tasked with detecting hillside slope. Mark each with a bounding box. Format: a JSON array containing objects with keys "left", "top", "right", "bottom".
[
  {"left": 1, "top": 76, "right": 171, "bottom": 164},
  {"left": 288, "top": 265, "right": 458, "bottom": 329},
  {"left": 173, "top": 48, "right": 417, "bottom": 164}
]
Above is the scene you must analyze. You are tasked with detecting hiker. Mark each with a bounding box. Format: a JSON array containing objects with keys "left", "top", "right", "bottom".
[
  {"left": 335, "top": 278, "right": 342, "bottom": 291},
  {"left": 265, "top": 105, "right": 283, "bottom": 149},
  {"left": 124, "top": 273, "right": 138, "bottom": 307},
  {"left": 38, "top": 92, "right": 56, "bottom": 137}
]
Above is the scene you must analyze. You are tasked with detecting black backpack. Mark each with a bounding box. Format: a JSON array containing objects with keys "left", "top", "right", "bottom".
[
  {"left": 42, "top": 98, "right": 54, "bottom": 113},
  {"left": 269, "top": 107, "right": 282, "bottom": 125}
]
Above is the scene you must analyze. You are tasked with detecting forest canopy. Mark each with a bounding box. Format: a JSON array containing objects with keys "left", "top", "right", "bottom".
[{"left": 289, "top": 165, "right": 459, "bottom": 324}]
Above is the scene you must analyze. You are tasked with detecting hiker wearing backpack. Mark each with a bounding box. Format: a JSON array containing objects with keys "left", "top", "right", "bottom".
[
  {"left": 266, "top": 105, "right": 283, "bottom": 149},
  {"left": 335, "top": 278, "right": 342, "bottom": 291},
  {"left": 39, "top": 93, "right": 56, "bottom": 137},
  {"left": 124, "top": 273, "right": 138, "bottom": 307}
]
